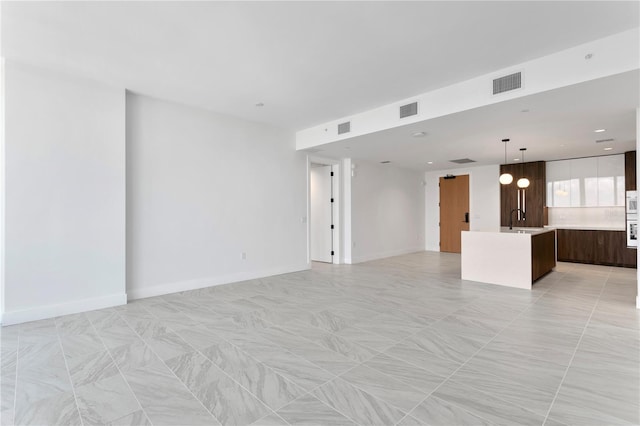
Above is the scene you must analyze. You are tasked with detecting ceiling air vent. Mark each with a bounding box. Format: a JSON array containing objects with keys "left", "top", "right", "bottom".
[
  {"left": 400, "top": 102, "right": 418, "bottom": 119},
  {"left": 450, "top": 158, "right": 476, "bottom": 164},
  {"left": 595, "top": 138, "right": 615, "bottom": 143},
  {"left": 493, "top": 72, "right": 522, "bottom": 95},
  {"left": 338, "top": 121, "right": 351, "bottom": 135}
]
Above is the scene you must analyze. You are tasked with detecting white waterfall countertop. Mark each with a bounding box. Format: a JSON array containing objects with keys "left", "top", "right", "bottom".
[{"left": 461, "top": 228, "right": 556, "bottom": 289}]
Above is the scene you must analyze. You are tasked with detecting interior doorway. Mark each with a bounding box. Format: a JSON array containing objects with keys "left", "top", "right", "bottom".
[
  {"left": 310, "top": 163, "right": 334, "bottom": 262},
  {"left": 440, "top": 174, "right": 470, "bottom": 253}
]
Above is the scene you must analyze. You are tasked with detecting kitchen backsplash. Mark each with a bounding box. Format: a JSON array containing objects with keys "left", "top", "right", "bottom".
[{"left": 548, "top": 207, "right": 626, "bottom": 229}]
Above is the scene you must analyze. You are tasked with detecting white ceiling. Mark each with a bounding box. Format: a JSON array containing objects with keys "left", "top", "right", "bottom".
[
  {"left": 2, "top": 1, "right": 638, "bottom": 131},
  {"left": 310, "top": 71, "right": 639, "bottom": 170}
]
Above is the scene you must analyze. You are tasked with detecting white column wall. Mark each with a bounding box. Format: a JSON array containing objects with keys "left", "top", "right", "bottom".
[
  {"left": 425, "top": 165, "right": 500, "bottom": 252},
  {"left": 126, "top": 93, "right": 308, "bottom": 300},
  {"left": 3, "top": 62, "right": 126, "bottom": 324},
  {"left": 350, "top": 161, "right": 425, "bottom": 263}
]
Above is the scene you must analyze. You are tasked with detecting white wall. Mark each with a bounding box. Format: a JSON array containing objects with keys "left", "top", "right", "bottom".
[
  {"left": 126, "top": 93, "right": 308, "bottom": 299},
  {"left": 425, "top": 165, "right": 500, "bottom": 252},
  {"left": 350, "top": 161, "right": 424, "bottom": 263},
  {"left": 2, "top": 62, "right": 126, "bottom": 324}
]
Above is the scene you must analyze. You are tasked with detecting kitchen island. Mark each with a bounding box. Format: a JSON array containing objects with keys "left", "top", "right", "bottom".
[{"left": 461, "top": 227, "right": 556, "bottom": 289}]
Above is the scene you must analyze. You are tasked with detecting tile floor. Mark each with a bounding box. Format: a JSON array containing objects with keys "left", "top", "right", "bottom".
[{"left": 1, "top": 251, "right": 639, "bottom": 425}]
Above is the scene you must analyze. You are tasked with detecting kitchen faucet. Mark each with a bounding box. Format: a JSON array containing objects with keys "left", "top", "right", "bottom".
[{"left": 509, "top": 208, "right": 526, "bottom": 230}]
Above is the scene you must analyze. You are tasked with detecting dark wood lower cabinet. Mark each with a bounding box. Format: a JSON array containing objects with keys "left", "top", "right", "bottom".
[
  {"left": 557, "top": 229, "right": 637, "bottom": 268},
  {"left": 532, "top": 231, "right": 557, "bottom": 281}
]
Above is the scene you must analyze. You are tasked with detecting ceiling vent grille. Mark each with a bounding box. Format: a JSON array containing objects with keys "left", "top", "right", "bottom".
[
  {"left": 595, "top": 138, "right": 615, "bottom": 143},
  {"left": 493, "top": 72, "right": 522, "bottom": 95},
  {"left": 450, "top": 158, "right": 476, "bottom": 164},
  {"left": 400, "top": 102, "right": 418, "bottom": 118},
  {"left": 337, "top": 121, "right": 351, "bottom": 135}
]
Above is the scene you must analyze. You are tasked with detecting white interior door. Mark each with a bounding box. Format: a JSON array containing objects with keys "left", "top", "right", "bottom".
[{"left": 311, "top": 164, "right": 333, "bottom": 262}]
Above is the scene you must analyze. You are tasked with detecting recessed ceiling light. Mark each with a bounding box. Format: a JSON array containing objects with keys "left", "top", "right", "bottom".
[
  {"left": 594, "top": 129, "right": 606, "bottom": 133},
  {"left": 513, "top": 158, "right": 520, "bottom": 161},
  {"left": 604, "top": 147, "right": 613, "bottom": 151},
  {"left": 412, "top": 131, "right": 427, "bottom": 137},
  {"left": 427, "top": 161, "right": 433, "bottom": 164},
  {"left": 255, "top": 102, "right": 264, "bottom": 107}
]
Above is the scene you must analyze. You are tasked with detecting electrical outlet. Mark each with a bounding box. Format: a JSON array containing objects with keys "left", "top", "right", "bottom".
[{"left": 241, "top": 252, "right": 247, "bottom": 260}]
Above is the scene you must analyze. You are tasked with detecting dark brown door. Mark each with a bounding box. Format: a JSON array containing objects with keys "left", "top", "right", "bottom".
[{"left": 440, "top": 175, "right": 470, "bottom": 253}]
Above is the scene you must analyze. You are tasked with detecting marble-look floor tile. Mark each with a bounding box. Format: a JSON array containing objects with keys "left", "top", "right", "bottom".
[
  {"left": 1, "top": 408, "right": 14, "bottom": 426},
  {"left": 339, "top": 364, "right": 427, "bottom": 412},
  {"left": 67, "top": 350, "right": 120, "bottom": 388},
  {"left": 14, "top": 390, "right": 82, "bottom": 426},
  {"left": 261, "top": 327, "right": 357, "bottom": 375},
  {"left": 1, "top": 350, "right": 17, "bottom": 377},
  {"left": 462, "top": 347, "right": 566, "bottom": 394},
  {"left": 284, "top": 324, "right": 378, "bottom": 363},
  {"left": 174, "top": 325, "right": 223, "bottom": 350},
  {"left": 312, "top": 378, "right": 407, "bottom": 425},
  {"left": 110, "top": 340, "right": 163, "bottom": 373},
  {"left": 548, "top": 366, "right": 640, "bottom": 425},
  {"left": 126, "top": 318, "right": 174, "bottom": 341},
  {"left": 18, "top": 339, "right": 65, "bottom": 371},
  {"left": 396, "top": 414, "right": 426, "bottom": 426},
  {"left": 125, "top": 362, "right": 219, "bottom": 426},
  {"left": 383, "top": 341, "right": 461, "bottom": 377},
  {"left": 1, "top": 374, "right": 16, "bottom": 412},
  {"left": 202, "top": 342, "right": 305, "bottom": 410},
  {"left": 60, "top": 331, "right": 106, "bottom": 358},
  {"left": 55, "top": 313, "right": 93, "bottom": 336},
  {"left": 85, "top": 308, "right": 127, "bottom": 330},
  {"left": 409, "top": 395, "right": 491, "bottom": 426},
  {"left": 429, "top": 313, "right": 505, "bottom": 342},
  {"left": 543, "top": 417, "right": 570, "bottom": 426},
  {"left": 432, "top": 380, "right": 545, "bottom": 426},
  {"left": 260, "top": 351, "right": 334, "bottom": 392},
  {"left": 0, "top": 327, "right": 20, "bottom": 353},
  {"left": 352, "top": 313, "right": 424, "bottom": 341},
  {"left": 333, "top": 326, "right": 396, "bottom": 352},
  {"left": 144, "top": 331, "right": 193, "bottom": 361},
  {"left": 15, "top": 366, "right": 72, "bottom": 409},
  {"left": 449, "top": 367, "right": 556, "bottom": 416},
  {"left": 97, "top": 325, "right": 141, "bottom": 349},
  {"left": 250, "top": 412, "right": 290, "bottom": 426},
  {"left": 363, "top": 353, "right": 446, "bottom": 394},
  {"left": 106, "top": 409, "right": 152, "bottom": 426},
  {"left": 75, "top": 373, "right": 140, "bottom": 424},
  {"left": 166, "top": 351, "right": 270, "bottom": 426},
  {"left": 276, "top": 394, "right": 356, "bottom": 425},
  {"left": 403, "top": 328, "right": 485, "bottom": 364}
]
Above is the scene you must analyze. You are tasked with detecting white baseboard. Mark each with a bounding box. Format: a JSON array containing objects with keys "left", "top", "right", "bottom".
[
  {"left": 351, "top": 247, "right": 424, "bottom": 264},
  {"left": 127, "top": 264, "right": 311, "bottom": 301},
  {"left": 1, "top": 293, "right": 127, "bottom": 326}
]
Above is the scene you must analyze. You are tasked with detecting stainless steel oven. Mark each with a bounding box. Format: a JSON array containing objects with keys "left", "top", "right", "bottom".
[
  {"left": 627, "top": 221, "right": 638, "bottom": 247},
  {"left": 626, "top": 191, "right": 637, "bottom": 248}
]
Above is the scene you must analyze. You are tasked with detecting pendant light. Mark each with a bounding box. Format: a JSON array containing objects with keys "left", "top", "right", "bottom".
[
  {"left": 517, "top": 148, "right": 530, "bottom": 188},
  {"left": 499, "top": 138, "right": 513, "bottom": 185}
]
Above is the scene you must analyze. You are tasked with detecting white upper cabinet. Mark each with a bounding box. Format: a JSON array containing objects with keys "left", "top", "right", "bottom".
[{"left": 546, "top": 154, "right": 625, "bottom": 207}]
